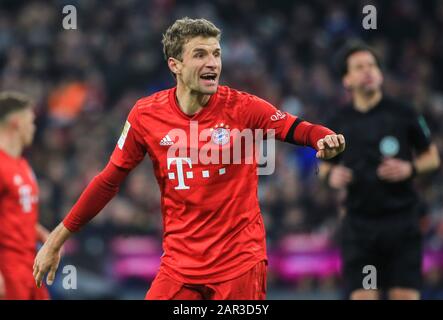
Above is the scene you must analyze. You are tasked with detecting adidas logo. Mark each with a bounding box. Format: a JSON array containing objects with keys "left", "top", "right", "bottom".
[{"left": 160, "top": 134, "right": 174, "bottom": 146}]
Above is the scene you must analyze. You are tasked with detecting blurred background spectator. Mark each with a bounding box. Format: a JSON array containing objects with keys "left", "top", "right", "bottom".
[{"left": 1, "top": 0, "right": 443, "bottom": 299}]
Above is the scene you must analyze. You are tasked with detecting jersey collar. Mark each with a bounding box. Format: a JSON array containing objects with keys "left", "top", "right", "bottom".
[{"left": 169, "top": 87, "right": 218, "bottom": 121}]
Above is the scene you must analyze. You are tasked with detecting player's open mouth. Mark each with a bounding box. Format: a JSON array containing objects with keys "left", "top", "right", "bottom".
[{"left": 200, "top": 73, "right": 217, "bottom": 84}]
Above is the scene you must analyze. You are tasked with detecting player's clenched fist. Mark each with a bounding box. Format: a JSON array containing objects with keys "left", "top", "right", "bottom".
[{"left": 316, "top": 134, "right": 346, "bottom": 160}]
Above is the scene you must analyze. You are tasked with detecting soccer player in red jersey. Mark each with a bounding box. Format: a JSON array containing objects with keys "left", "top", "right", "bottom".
[
  {"left": 33, "top": 18, "right": 345, "bottom": 300},
  {"left": 0, "top": 92, "right": 50, "bottom": 300}
]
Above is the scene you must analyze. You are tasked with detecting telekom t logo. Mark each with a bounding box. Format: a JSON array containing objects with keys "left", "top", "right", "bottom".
[
  {"left": 167, "top": 157, "right": 227, "bottom": 190},
  {"left": 167, "top": 157, "right": 193, "bottom": 190}
]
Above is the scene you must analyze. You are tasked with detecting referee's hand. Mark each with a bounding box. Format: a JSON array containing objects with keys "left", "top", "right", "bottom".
[
  {"left": 377, "top": 157, "right": 413, "bottom": 182},
  {"left": 328, "top": 165, "right": 353, "bottom": 189},
  {"left": 316, "top": 134, "right": 346, "bottom": 160}
]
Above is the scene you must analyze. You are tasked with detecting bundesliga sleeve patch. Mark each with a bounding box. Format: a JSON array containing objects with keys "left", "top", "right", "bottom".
[{"left": 118, "top": 121, "right": 131, "bottom": 150}]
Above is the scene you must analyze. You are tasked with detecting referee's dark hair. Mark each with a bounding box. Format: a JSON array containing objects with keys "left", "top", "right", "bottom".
[
  {"left": 335, "top": 40, "right": 383, "bottom": 77},
  {"left": 0, "top": 91, "right": 32, "bottom": 121}
]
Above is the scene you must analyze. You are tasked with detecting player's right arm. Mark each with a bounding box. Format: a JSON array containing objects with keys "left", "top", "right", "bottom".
[
  {"left": 33, "top": 222, "right": 71, "bottom": 287},
  {"left": 0, "top": 176, "right": 6, "bottom": 298},
  {"left": 33, "top": 162, "right": 131, "bottom": 287},
  {"left": 33, "top": 104, "right": 147, "bottom": 288}
]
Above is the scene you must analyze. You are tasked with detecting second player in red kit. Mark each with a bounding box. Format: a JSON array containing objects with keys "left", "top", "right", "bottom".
[
  {"left": 0, "top": 92, "right": 50, "bottom": 300},
  {"left": 33, "top": 18, "right": 346, "bottom": 299}
]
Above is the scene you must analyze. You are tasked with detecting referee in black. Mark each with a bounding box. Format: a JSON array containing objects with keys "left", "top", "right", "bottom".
[{"left": 320, "top": 42, "right": 440, "bottom": 300}]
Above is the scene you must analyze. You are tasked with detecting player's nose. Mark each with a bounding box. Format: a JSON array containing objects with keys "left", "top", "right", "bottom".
[{"left": 205, "top": 55, "right": 219, "bottom": 70}]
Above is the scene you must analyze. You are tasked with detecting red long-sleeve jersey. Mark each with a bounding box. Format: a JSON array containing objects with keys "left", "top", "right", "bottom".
[
  {"left": 0, "top": 150, "right": 39, "bottom": 286},
  {"left": 63, "top": 85, "right": 334, "bottom": 284}
]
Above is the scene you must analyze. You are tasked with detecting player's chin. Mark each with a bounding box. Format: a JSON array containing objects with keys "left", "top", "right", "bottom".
[
  {"left": 199, "top": 84, "right": 218, "bottom": 95},
  {"left": 25, "top": 135, "right": 34, "bottom": 146},
  {"left": 361, "top": 83, "right": 381, "bottom": 94}
]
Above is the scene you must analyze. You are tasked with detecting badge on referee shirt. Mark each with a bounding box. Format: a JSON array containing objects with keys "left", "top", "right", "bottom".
[{"left": 379, "top": 135, "right": 400, "bottom": 157}]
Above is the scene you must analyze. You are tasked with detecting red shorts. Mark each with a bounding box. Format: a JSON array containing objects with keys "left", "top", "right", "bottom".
[
  {"left": 2, "top": 273, "right": 49, "bottom": 300},
  {"left": 145, "top": 260, "right": 267, "bottom": 300}
]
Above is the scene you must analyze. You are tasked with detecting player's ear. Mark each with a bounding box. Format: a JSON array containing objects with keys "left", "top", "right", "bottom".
[
  {"left": 168, "top": 57, "right": 182, "bottom": 76},
  {"left": 6, "top": 113, "right": 20, "bottom": 130}
]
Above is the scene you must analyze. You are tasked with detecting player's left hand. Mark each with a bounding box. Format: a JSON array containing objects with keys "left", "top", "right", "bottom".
[
  {"left": 316, "top": 134, "right": 346, "bottom": 160},
  {"left": 377, "top": 157, "right": 413, "bottom": 182}
]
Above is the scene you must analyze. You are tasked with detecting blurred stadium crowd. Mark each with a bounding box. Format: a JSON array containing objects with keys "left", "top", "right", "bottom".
[{"left": 1, "top": 0, "right": 443, "bottom": 299}]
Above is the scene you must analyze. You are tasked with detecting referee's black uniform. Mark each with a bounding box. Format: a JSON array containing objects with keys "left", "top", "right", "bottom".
[{"left": 326, "top": 95, "right": 432, "bottom": 293}]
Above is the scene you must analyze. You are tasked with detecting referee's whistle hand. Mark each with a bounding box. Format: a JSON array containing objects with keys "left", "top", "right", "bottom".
[{"left": 316, "top": 134, "right": 346, "bottom": 160}]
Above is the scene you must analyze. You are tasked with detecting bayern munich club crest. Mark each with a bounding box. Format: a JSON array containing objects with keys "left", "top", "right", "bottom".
[{"left": 211, "top": 123, "right": 230, "bottom": 145}]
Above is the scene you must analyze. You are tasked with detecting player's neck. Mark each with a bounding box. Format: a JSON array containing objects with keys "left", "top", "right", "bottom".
[
  {"left": 175, "top": 85, "right": 211, "bottom": 116},
  {"left": 353, "top": 90, "right": 382, "bottom": 113},
  {"left": 0, "top": 132, "right": 23, "bottom": 158}
]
